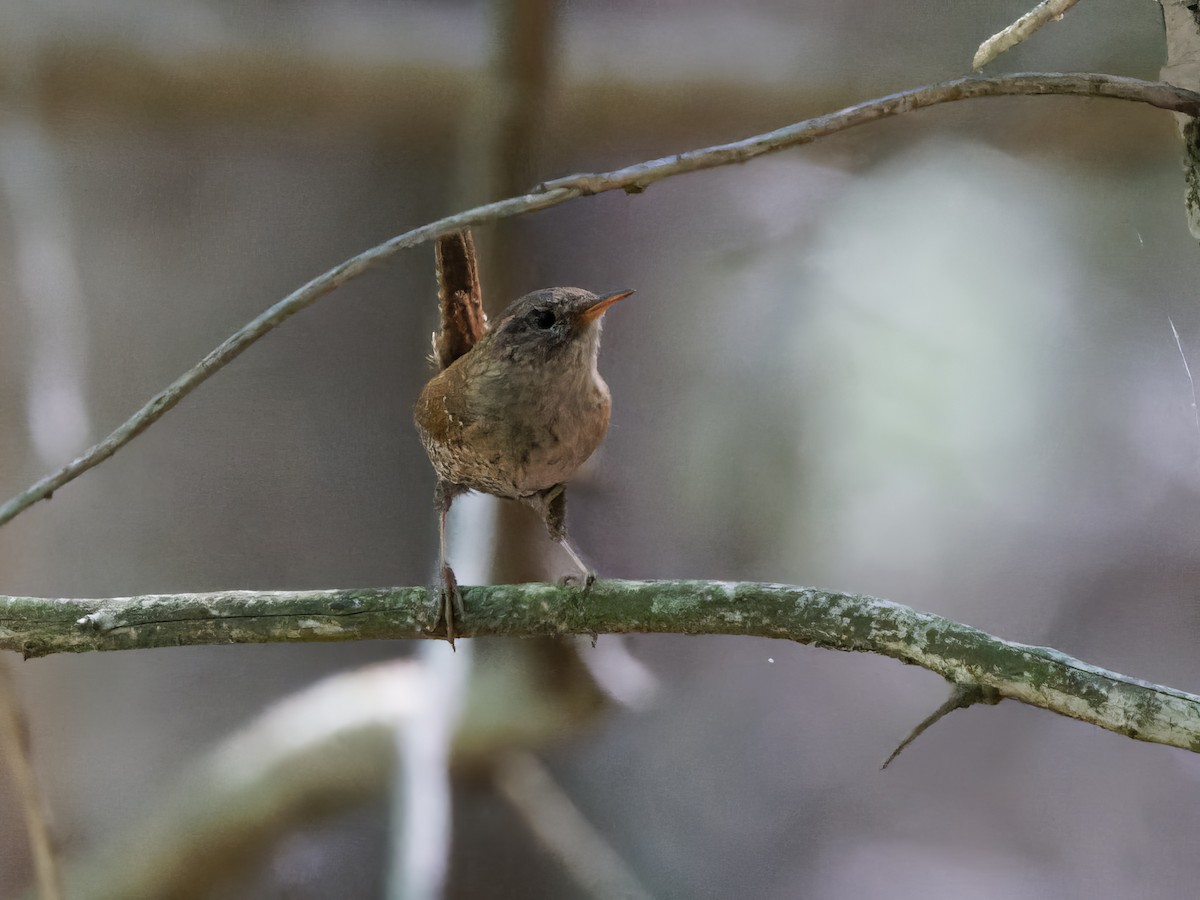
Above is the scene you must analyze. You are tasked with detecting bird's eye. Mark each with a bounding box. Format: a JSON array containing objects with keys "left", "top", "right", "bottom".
[{"left": 531, "top": 309, "right": 556, "bottom": 329}]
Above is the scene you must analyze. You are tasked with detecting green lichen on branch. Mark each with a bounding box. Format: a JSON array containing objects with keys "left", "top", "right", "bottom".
[
  {"left": 1, "top": 579, "right": 1199, "bottom": 755},
  {"left": 1181, "top": 116, "right": 1200, "bottom": 238}
]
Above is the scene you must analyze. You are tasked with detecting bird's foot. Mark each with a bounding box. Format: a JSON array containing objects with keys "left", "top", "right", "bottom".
[
  {"left": 558, "top": 569, "right": 598, "bottom": 646},
  {"left": 437, "top": 563, "right": 465, "bottom": 649},
  {"left": 558, "top": 570, "right": 596, "bottom": 590}
]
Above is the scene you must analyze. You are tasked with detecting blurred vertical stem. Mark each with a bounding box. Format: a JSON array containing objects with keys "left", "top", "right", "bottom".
[
  {"left": 391, "top": 3, "right": 598, "bottom": 899},
  {"left": 461, "top": 0, "right": 561, "bottom": 307},
  {"left": 458, "top": 8, "right": 631, "bottom": 893},
  {"left": 0, "top": 664, "right": 61, "bottom": 900},
  {"left": 478, "top": 0, "right": 565, "bottom": 585},
  {"left": 382, "top": 0, "right": 566, "bottom": 891}
]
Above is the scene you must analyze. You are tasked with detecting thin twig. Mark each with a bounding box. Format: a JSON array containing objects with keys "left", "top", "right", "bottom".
[
  {"left": 1168, "top": 316, "right": 1200, "bottom": 446},
  {"left": 880, "top": 683, "right": 1001, "bottom": 770},
  {"left": 1, "top": 73, "right": 1197, "bottom": 530},
  {"left": 4, "top": 579, "right": 1200, "bottom": 756},
  {"left": 973, "top": 0, "right": 1084, "bottom": 71},
  {"left": 495, "top": 752, "right": 656, "bottom": 900},
  {"left": 466, "top": 0, "right": 561, "bottom": 304},
  {"left": 0, "top": 663, "right": 61, "bottom": 900}
]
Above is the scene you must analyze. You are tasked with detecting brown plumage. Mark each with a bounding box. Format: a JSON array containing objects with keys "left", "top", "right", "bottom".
[
  {"left": 432, "top": 230, "right": 487, "bottom": 370},
  {"left": 415, "top": 243, "right": 634, "bottom": 644}
]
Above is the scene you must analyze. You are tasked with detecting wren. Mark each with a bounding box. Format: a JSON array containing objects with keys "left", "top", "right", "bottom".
[{"left": 414, "top": 285, "right": 635, "bottom": 643}]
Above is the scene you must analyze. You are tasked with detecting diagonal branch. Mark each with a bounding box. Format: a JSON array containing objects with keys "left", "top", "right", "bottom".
[
  {"left": 0, "top": 73, "right": 1197, "bottom": 528},
  {"left": 972, "top": 0, "right": 1084, "bottom": 71},
  {"left": 495, "top": 752, "right": 655, "bottom": 900},
  {"left": 2, "top": 579, "right": 1200, "bottom": 755}
]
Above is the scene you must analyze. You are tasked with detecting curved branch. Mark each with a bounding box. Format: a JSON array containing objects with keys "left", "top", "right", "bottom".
[
  {"left": 0, "top": 73, "right": 1197, "bottom": 528},
  {"left": 55, "top": 652, "right": 607, "bottom": 900},
  {"left": 2, "top": 579, "right": 1199, "bottom": 755},
  {"left": 58, "top": 661, "right": 411, "bottom": 900}
]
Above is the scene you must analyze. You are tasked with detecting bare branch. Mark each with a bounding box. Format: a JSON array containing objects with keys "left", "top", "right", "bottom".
[
  {"left": 0, "top": 73, "right": 1197, "bottom": 530},
  {"left": 3, "top": 579, "right": 1200, "bottom": 756},
  {"left": 972, "top": 0, "right": 1083, "bottom": 71}
]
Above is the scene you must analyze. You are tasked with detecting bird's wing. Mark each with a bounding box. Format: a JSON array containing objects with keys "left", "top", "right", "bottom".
[{"left": 415, "top": 361, "right": 502, "bottom": 447}]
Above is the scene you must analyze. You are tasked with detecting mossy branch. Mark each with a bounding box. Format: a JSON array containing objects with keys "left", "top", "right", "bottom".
[{"left": 2, "top": 579, "right": 1198, "bottom": 754}]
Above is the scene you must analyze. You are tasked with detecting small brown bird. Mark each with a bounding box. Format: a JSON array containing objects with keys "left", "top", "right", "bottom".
[{"left": 414, "top": 284, "right": 635, "bottom": 642}]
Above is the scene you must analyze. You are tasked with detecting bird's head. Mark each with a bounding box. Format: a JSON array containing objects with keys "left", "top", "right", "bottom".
[{"left": 487, "top": 286, "right": 635, "bottom": 365}]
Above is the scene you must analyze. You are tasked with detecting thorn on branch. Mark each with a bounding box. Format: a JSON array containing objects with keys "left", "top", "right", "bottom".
[
  {"left": 881, "top": 682, "right": 1002, "bottom": 770},
  {"left": 533, "top": 174, "right": 599, "bottom": 195}
]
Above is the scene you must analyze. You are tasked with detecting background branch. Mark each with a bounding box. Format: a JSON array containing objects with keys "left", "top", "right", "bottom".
[
  {"left": 58, "top": 660, "right": 417, "bottom": 900},
  {"left": 1160, "top": 0, "right": 1200, "bottom": 237},
  {"left": 973, "top": 0, "right": 1083, "bottom": 70},
  {"left": 0, "top": 73, "right": 1196, "bottom": 530},
  {"left": 47, "top": 649, "right": 611, "bottom": 900},
  {"left": 3, "top": 580, "right": 1200, "bottom": 756},
  {"left": 494, "top": 752, "right": 655, "bottom": 900}
]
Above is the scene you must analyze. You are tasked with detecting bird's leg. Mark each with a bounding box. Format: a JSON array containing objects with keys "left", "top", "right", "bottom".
[
  {"left": 434, "top": 480, "right": 466, "bottom": 647},
  {"left": 534, "top": 484, "right": 595, "bottom": 588},
  {"left": 536, "top": 486, "right": 598, "bottom": 644}
]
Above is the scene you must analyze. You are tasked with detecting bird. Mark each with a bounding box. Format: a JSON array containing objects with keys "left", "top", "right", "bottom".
[{"left": 414, "top": 281, "right": 635, "bottom": 644}]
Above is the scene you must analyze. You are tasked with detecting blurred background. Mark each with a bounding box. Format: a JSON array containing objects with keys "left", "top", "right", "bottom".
[{"left": 1, "top": 0, "right": 1199, "bottom": 897}]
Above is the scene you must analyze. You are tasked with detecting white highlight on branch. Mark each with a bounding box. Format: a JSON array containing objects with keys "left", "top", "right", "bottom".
[
  {"left": 973, "top": 0, "right": 1083, "bottom": 71},
  {"left": 1168, "top": 315, "right": 1200, "bottom": 448}
]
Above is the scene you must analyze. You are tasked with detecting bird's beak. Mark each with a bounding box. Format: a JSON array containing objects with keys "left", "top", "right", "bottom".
[{"left": 578, "top": 289, "right": 636, "bottom": 324}]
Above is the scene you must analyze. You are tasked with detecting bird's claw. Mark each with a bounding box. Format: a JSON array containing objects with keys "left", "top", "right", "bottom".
[
  {"left": 559, "top": 570, "right": 598, "bottom": 645},
  {"left": 559, "top": 570, "right": 596, "bottom": 591},
  {"left": 438, "top": 564, "right": 464, "bottom": 649}
]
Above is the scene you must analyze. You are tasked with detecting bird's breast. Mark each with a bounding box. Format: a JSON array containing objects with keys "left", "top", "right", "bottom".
[
  {"left": 517, "top": 373, "right": 611, "bottom": 493},
  {"left": 414, "top": 360, "right": 612, "bottom": 498}
]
